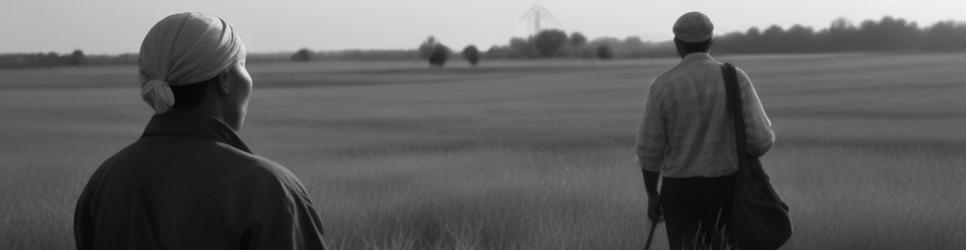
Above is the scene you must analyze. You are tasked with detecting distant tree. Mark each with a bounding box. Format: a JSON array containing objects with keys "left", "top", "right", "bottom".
[
  {"left": 44, "top": 52, "right": 59, "bottom": 67},
  {"left": 533, "top": 29, "right": 569, "bottom": 58},
  {"left": 624, "top": 36, "right": 645, "bottom": 47},
  {"left": 429, "top": 44, "right": 450, "bottom": 67},
  {"left": 484, "top": 45, "right": 512, "bottom": 59},
  {"left": 746, "top": 27, "right": 762, "bottom": 37},
  {"left": 760, "top": 25, "right": 785, "bottom": 53},
  {"left": 743, "top": 27, "right": 763, "bottom": 52},
  {"left": 69, "top": 49, "right": 86, "bottom": 66},
  {"left": 509, "top": 37, "right": 537, "bottom": 58},
  {"left": 418, "top": 36, "right": 439, "bottom": 60},
  {"left": 569, "top": 32, "right": 587, "bottom": 47},
  {"left": 874, "top": 16, "right": 920, "bottom": 51},
  {"left": 785, "top": 24, "right": 816, "bottom": 52},
  {"left": 597, "top": 44, "right": 613, "bottom": 60},
  {"left": 828, "top": 18, "right": 858, "bottom": 51},
  {"left": 291, "top": 48, "right": 312, "bottom": 62},
  {"left": 462, "top": 45, "right": 480, "bottom": 66},
  {"left": 923, "top": 20, "right": 966, "bottom": 51}
]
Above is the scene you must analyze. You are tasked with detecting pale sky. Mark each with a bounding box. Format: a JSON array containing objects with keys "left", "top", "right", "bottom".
[{"left": 2, "top": 0, "right": 964, "bottom": 54}]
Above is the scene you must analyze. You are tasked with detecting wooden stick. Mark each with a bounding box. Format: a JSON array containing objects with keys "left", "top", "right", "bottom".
[{"left": 645, "top": 220, "right": 659, "bottom": 250}]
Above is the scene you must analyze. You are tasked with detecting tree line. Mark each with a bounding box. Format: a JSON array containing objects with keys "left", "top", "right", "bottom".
[
  {"left": 485, "top": 16, "right": 966, "bottom": 60},
  {"left": 484, "top": 31, "right": 677, "bottom": 60},
  {"left": 715, "top": 17, "right": 966, "bottom": 54},
  {"left": 3, "top": 16, "right": 964, "bottom": 69},
  {"left": 0, "top": 50, "right": 138, "bottom": 69},
  {"left": 287, "top": 16, "right": 966, "bottom": 66}
]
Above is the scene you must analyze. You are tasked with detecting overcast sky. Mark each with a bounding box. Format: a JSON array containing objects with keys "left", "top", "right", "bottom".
[{"left": 2, "top": 0, "right": 964, "bottom": 54}]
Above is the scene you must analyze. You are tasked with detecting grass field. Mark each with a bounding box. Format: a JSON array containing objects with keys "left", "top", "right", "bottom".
[{"left": 1, "top": 53, "right": 965, "bottom": 249}]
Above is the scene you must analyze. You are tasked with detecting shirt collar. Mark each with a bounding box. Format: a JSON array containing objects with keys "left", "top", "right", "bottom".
[
  {"left": 141, "top": 109, "right": 252, "bottom": 153},
  {"left": 680, "top": 52, "right": 713, "bottom": 64}
]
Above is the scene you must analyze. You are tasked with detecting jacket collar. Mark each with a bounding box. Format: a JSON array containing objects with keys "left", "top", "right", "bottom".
[{"left": 141, "top": 109, "right": 252, "bottom": 153}]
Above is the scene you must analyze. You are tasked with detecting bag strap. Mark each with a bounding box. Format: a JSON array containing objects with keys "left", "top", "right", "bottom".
[{"left": 722, "top": 63, "right": 749, "bottom": 164}]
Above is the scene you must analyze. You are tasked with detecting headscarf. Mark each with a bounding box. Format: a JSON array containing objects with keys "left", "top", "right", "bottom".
[{"left": 138, "top": 12, "right": 246, "bottom": 114}]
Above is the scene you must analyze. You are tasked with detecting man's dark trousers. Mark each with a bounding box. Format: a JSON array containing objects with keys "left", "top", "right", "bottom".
[{"left": 661, "top": 174, "right": 736, "bottom": 250}]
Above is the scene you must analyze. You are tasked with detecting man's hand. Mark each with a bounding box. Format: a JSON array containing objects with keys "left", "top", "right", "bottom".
[
  {"left": 641, "top": 169, "right": 662, "bottom": 223},
  {"left": 647, "top": 194, "right": 663, "bottom": 223}
]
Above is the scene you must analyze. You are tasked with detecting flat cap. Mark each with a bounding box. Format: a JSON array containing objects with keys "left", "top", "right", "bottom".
[{"left": 673, "top": 12, "right": 714, "bottom": 43}]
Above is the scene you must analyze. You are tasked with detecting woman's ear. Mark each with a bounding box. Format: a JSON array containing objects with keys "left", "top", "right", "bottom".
[{"left": 217, "top": 71, "right": 231, "bottom": 96}]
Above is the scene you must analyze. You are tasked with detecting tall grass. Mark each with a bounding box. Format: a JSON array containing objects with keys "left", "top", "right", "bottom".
[{"left": 1, "top": 54, "right": 965, "bottom": 249}]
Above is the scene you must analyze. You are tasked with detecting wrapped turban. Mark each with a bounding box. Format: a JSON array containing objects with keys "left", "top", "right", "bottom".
[{"left": 138, "top": 12, "right": 246, "bottom": 114}]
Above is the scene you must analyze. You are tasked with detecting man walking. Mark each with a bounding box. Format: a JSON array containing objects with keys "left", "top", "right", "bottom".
[{"left": 637, "top": 12, "right": 775, "bottom": 249}]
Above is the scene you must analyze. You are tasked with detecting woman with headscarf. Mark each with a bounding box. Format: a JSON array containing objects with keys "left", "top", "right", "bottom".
[{"left": 74, "top": 12, "right": 327, "bottom": 250}]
